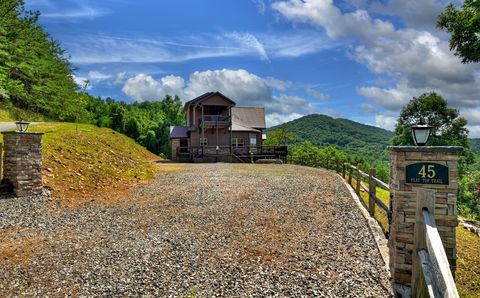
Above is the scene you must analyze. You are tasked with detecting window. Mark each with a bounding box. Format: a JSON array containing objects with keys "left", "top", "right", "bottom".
[
  {"left": 232, "top": 138, "right": 244, "bottom": 147},
  {"left": 200, "top": 138, "right": 207, "bottom": 146},
  {"left": 249, "top": 134, "right": 257, "bottom": 146}
]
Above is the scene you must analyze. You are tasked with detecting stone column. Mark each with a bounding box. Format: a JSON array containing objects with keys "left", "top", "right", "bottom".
[
  {"left": 171, "top": 139, "right": 180, "bottom": 161},
  {"left": 388, "top": 146, "right": 462, "bottom": 294},
  {"left": 2, "top": 132, "right": 44, "bottom": 196}
]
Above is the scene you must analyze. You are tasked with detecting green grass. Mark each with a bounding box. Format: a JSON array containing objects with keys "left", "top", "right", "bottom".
[
  {"left": 456, "top": 226, "right": 480, "bottom": 297},
  {"left": 27, "top": 123, "right": 159, "bottom": 204}
]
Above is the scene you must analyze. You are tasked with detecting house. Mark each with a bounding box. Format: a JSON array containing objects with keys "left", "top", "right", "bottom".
[{"left": 170, "top": 91, "right": 287, "bottom": 162}]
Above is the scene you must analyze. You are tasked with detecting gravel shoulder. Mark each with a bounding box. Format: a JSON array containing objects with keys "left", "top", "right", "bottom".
[{"left": 0, "top": 163, "right": 392, "bottom": 297}]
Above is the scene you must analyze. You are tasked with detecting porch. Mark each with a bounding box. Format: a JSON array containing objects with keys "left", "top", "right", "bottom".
[{"left": 176, "top": 145, "right": 288, "bottom": 163}]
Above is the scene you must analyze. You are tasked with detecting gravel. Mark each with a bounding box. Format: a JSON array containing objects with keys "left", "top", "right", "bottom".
[{"left": 0, "top": 163, "right": 393, "bottom": 297}]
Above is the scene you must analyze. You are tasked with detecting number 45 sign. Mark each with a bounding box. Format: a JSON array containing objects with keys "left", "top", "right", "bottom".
[{"left": 405, "top": 162, "right": 449, "bottom": 185}]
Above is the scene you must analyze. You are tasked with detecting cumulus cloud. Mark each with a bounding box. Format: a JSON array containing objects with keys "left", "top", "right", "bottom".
[
  {"left": 122, "top": 74, "right": 185, "bottom": 102},
  {"left": 72, "top": 75, "right": 91, "bottom": 90},
  {"left": 272, "top": 0, "right": 480, "bottom": 133},
  {"left": 121, "top": 69, "right": 316, "bottom": 126}
]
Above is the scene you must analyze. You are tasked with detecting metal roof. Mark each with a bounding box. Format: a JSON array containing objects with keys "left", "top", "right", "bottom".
[{"left": 231, "top": 107, "right": 266, "bottom": 129}]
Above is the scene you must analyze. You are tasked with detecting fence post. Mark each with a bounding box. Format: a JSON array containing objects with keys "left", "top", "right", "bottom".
[
  {"left": 348, "top": 164, "right": 353, "bottom": 186},
  {"left": 342, "top": 162, "right": 346, "bottom": 179},
  {"left": 412, "top": 189, "right": 436, "bottom": 297},
  {"left": 368, "top": 168, "right": 376, "bottom": 216},
  {"left": 355, "top": 163, "right": 362, "bottom": 195}
]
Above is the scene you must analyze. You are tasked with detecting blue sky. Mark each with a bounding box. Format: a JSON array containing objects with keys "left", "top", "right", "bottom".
[{"left": 25, "top": 0, "right": 480, "bottom": 136}]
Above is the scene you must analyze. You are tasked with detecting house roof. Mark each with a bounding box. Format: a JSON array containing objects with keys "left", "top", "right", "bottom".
[
  {"left": 231, "top": 107, "right": 266, "bottom": 130},
  {"left": 183, "top": 91, "right": 236, "bottom": 109},
  {"left": 231, "top": 122, "right": 261, "bottom": 133},
  {"left": 169, "top": 126, "right": 189, "bottom": 139}
]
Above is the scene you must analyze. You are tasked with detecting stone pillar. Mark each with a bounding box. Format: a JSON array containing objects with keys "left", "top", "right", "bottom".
[
  {"left": 171, "top": 139, "right": 180, "bottom": 161},
  {"left": 388, "top": 146, "right": 462, "bottom": 294},
  {"left": 2, "top": 132, "right": 44, "bottom": 196}
]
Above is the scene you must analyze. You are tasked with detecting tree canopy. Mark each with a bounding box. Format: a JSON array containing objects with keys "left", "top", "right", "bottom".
[
  {"left": 392, "top": 92, "right": 469, "bottom": 148},
  {"left": 437, "top": 0, "right": 480, "bottom": 63}
]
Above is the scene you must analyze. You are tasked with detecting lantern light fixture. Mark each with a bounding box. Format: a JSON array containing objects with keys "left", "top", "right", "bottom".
[
  {"left": 15, "top": 120, "right": 30, "bottom": 133},
  {"left": 411, "top": 123, "right": 433, "bottom": 146}
]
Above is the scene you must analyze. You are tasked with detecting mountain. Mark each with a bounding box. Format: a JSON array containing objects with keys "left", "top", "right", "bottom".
[{"left": 268, "top": 114, "right": 394, "bottom": 163}]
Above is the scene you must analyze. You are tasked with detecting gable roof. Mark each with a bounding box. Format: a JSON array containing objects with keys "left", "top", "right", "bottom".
[
  {"left": 184, "top": 91, "right": 236, "bottom": 109},
  {"left": 232, "top": 107, "right": 266, "bottom": 130}
]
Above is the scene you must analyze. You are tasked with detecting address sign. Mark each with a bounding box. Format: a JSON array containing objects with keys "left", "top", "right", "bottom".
[{"left": 405, "top": 162, "right": 449, "bottom": 185}]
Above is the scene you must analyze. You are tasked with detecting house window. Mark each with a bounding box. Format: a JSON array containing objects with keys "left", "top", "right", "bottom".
[
  {"left": 249, "top": 134, "right": 257, "bottom": 146},
  {"left": 200, "top": 138, "right": 208, "bottom": 146},
  {"left": 232, "top": 138, "right": 244, "bottom": 147}
]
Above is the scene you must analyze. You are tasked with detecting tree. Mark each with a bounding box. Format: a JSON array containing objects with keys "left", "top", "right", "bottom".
[
  {"left": 437, "top": 0, "right": 480, "bottom": 63},
  {"left": 392, "top": 92, "right": 469, "bottom": 146},
  {"left": 392, "top": 92, "right": 473, "bottom": 175},
  {"left": 264, "top": 124, "right": 296, "bottom": 146}
]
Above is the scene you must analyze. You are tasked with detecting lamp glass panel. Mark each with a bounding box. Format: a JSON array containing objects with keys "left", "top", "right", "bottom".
[{"left": 414, "top": 129, "right": 429, "bottom": 144}]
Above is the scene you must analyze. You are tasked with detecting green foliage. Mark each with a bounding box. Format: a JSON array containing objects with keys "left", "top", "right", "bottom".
[
  {"left": 0, "top": 0, "right": 88, "bottom": 121},
  {"left": 268, "top": 114, "right": 393, "bottom": 165},
  {"left": 391, "top": 92, "right": 473, "bottom": 174},
  {"left": 393, "top": 92, "right": 478, "bottom": 222},
  {"left": 437, "top": 0, "right": 480, "bottom": 63},
  {"left": 264, "top": 124, "right": 296, "bottom": 146},
  {"left": 459, "top": 170, "right": 480, "bottom": 222}
]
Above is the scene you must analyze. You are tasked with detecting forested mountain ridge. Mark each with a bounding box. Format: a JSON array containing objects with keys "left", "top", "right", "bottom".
[{"left": 268, "top": 114, "right": 394, "bottom": 163}]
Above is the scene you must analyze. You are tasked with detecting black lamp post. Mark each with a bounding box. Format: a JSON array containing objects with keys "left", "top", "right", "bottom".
[
  {"left": 15, "top": 120, "right": 30, "bottom": 133},
  {"left": 411, "top": 123, "right": 433, "bottom": 146}
]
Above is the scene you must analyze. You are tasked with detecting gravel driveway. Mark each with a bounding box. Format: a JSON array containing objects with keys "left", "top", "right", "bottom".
[{"left": 0, "top": 163, "right": 392, "bottom": 297}]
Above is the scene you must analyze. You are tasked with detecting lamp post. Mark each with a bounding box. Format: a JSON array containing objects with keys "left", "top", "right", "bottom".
[
  {"left": 15, "top": 120, "right": 30, "bottom": 133},
  {"left": 411, "top": 123, "right": 433, "bottom": 146}
]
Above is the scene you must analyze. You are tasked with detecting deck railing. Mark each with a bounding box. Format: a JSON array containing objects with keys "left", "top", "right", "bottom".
[{"left": 200, "top": 115, "right": 230, "bottom": 125}]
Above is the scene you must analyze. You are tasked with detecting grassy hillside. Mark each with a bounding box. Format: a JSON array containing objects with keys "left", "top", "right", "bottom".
[
  {"left": 24, "top": 123, "right": 159, "bottom": 205},
  {"left": 0, "top": 106, "right": 49, "bottom": 122},
  {"left": 268, "top": 114, "right": 394, "bottom": 163}
]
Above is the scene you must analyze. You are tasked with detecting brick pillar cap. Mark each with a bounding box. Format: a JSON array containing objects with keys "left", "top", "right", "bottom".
[
  {"left": 388, "top": 146, "right": 463, "bottom": 153},
  {"left": 2, "top": 131, "right": 44, "bottom": 135}
]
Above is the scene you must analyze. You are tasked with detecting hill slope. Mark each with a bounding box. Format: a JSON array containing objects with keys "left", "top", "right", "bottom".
[
  {"left": 25, "top": 123, "right": 160, "bottom": 205},
  {"left": 269, "top": 114, "right": 394, "bottom": 162}
]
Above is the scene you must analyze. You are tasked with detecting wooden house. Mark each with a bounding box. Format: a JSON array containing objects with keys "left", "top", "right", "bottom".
[{"left": 170, "top": 91, "right": 287, "bottom": 162}]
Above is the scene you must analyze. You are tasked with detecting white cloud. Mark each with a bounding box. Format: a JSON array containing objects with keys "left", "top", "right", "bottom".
[
  {"left": 38, "top": 0, "right": 109, "bottom": 20},
  {"left": 72, "top": 75, "right": 91, "bottom": 90},
  {"left": 306, "top": 88, "right": 329, "bottom": 100},
  {"left": 375, "top": 114, "right": 397, "bottom": 131},
  {"left": 266, "top": 112, "right": 304, "bottom": 127},
  {"left": 251, "top": 0, "right": 267, "bottom": 14},
  {"left": 225, "top": 32, "right": 270, "bottom": 61},
  {"left": 122, "top": 74, "right": 185, "bottom": 102},
  {"left": 88, "top": 71, "right": 111, "bottom": 81},
  {"left": 113, "top": 72, "right": 127, "bottom": 85}
]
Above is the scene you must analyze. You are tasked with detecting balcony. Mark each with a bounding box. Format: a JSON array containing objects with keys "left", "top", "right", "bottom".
[{"left": 200, "top": 115, "right": 231, "bottom": 126}]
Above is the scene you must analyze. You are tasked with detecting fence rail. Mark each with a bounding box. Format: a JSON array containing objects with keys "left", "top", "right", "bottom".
[{"left": 413, "top": 189, "right": 459, "bottom": 298}]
